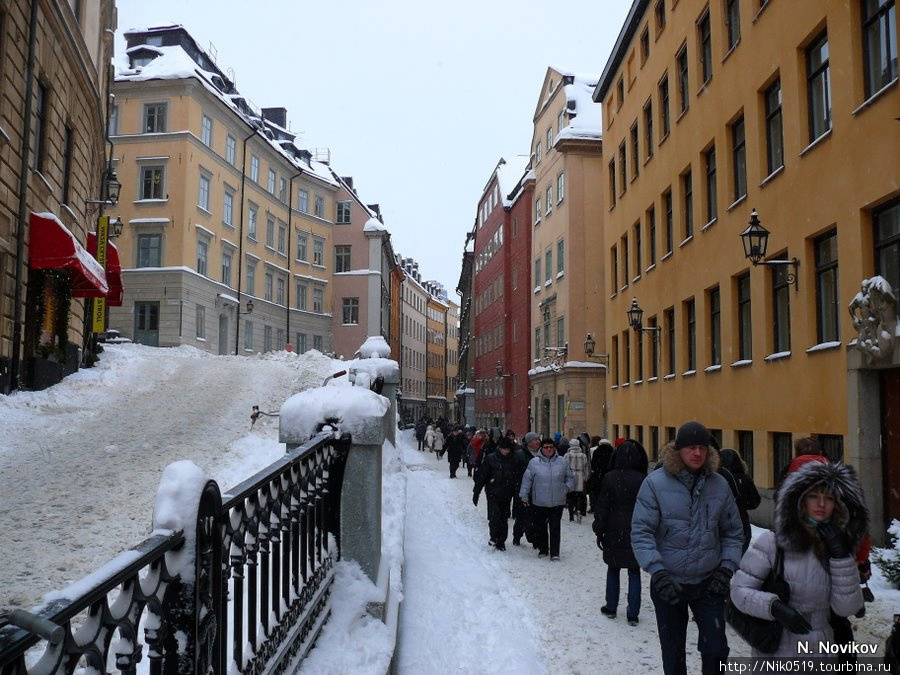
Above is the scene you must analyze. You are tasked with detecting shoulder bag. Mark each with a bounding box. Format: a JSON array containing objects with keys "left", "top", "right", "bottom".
[{"left": 725, "top": 546, "right": 790, "bottom": 654}]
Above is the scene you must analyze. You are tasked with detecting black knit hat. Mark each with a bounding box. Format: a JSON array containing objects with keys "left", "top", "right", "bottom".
[{"left": 674, "top": 421, "right": 711, "bottom": 450}]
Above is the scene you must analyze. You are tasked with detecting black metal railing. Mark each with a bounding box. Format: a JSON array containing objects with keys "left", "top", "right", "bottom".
[{"left": 0, "top": 430, "right": 350, "bottom": 675}]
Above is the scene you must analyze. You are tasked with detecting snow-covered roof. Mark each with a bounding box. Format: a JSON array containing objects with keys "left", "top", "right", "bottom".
[
  {"left": 556, "top": 71, "right": 602, "bottom": 142},
  {"left": 496, "top": 156, "right": 530, "bottom": 205},
  {"left": 363, "top": 217, "right": 386, "bottom": 232}
]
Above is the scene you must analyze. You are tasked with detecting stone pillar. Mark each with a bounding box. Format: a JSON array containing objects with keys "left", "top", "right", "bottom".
[{"left": 340, "top": 416, "right": 383, "bottom": 583}]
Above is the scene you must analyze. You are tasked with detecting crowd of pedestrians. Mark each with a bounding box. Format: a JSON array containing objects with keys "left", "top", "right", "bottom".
[{"left": 409, "top": 416, "right": 894, "bottom": 674}]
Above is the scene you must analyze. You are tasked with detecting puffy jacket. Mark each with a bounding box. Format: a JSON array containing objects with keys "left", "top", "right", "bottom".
[
  {"left": 519, "top": 450, "right": 575, "bottom": 507},
  {"left": 474, "top": 450, "right": 520, "bottom": 501},
  {"left": 631, "top": 442, "right": 743, "bottom": 584},
  {"left": 565, "top": 447, "right": 590, "bottom": 492},
  {"left": 593, "top": 440, "right": 648, "bottom": 569}
]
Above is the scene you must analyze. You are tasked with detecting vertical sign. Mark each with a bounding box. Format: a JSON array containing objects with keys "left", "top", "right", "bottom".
[{"left": 92, "top": 216, "right": 109, "bottom": 333}]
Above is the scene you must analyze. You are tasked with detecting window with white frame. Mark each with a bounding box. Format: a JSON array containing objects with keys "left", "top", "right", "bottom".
[
  {"left": 298, "top": 188, "right": 309, "bottom": 213},
  {"left": 815, "top": 230, "right": 839, "bottom": 343},
  {"left": 279, "top": 177, "right": 287, "bottom": 203},
  {"left": 545, "top": 250, "right": 552, "bottom": 284},
  {"left": 197, "top": 238, "right": 209, "bottom": 276},
  {"left": 277, "top": 221, "right": 286, "bottom": 254},
  {"left": 250, "top": 155, "right": 259, "bottom": 182},
  {"left": 196, "top": 304, "right": 206, "bottom": 339},
  {"left": 276, "top": 276, "right": 285, "bottom": 305},
  {"left": 296, "top": 282, "right": 308, "bottom": 310},
  {"left": 335, "top": 245, "right": 351, "bottom": 272},
  {"left": 342, "top": 298, "right": 359, "bottom": 324},
  {"left": 807, "top": 31, "right": 832, "bottom": 142},
  {"left": 862, "top": 0, "right": 897, "bottom": 98},
  {"left": 265, "top": 272, "right": 273, "bottom": 301},
  {"left": 337, "top": 201, "right": 352, "bottom": 223},
  {"left": 140, "top": 165, "right": 165, "bottom": 200},
  {"left": 556, "top": 239, "right": 564, "bottom": 275},
  {"left": 296, "top": 232, "right": 308, "bottom": 261},
  {"left": 535, "top": 197, "right": 542, "bottom": 224},
  {"left": 267, "top": 168, "right": 276, "bottom": 194},
  {"left": 221, "top": 249, "right": 232, "bottom": 287},
  {"left": 558, "top": 108, "right": 565, "bottom": 133},
  {"left": 143, "top": 102, "right": 167, "bottom": 133},
  {"left": 198, "top": 173, "right": 210, "bottom": 211},
  {"left": 535, "top": 141, "right": 542, "bottom": 164},
  {"left": 201, "top": 114, "right": 212, "bottom": 146},
  {"left": 266, "top": 214, "right": 275, "bottom": 248},
  {"left": 223, "top": 190, "right": 234, "bottom": 226},
  {"left": 248, "top": 204, "right": 258, "bottom": 239},
  {"left": 244, "top": 320, "right": 254, "bottom": 351},
  {"left": 313, "top": 237, "right": 324, "bottom": 266},
  {"left": 557, "top": 172, "right": 565, "bottom": 203},
  {"left": 226, "top": 135, "right": 236, "bottom": 165},
  {"left": 545, "top": 186, "right": 552, "bottom": 214},
  {"left": 246, "top": 262, "right": 256, "bottom": 296},
  {"left": 314, "top": 195, "right": 325, "bottom": 218},
  {"left": 313, "top": 287, "right": 324, "bottom": 313},
  {"left": 546, "top": 127, "right": 552, "bottom": 151},
  {"left": 264, "top": 325, "right": 273, "bottom": 352}
]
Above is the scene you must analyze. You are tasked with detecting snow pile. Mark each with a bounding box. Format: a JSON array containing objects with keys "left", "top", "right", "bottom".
[
  {"left": 280, "top": 386, "right": 390, "bottom": 442},
  {"left": 151, "top": 460, "right": 209, "bottom": 580}
]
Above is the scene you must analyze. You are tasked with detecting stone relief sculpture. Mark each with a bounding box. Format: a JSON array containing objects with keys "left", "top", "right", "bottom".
[{"left": 848, "top": 276, "right": 898, "bottom": 364}]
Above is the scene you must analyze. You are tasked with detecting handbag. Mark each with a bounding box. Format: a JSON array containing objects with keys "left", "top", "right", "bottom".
[{"left": 725, "top": 546, "right": 790, "bottom": 654}]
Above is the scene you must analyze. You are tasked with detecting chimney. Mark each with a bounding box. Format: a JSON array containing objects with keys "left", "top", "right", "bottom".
[{"left": 261, "top": 107, "right": 288, "bottom": 128}]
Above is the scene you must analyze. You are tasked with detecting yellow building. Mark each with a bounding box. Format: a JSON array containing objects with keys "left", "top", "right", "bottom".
[
  {"left": 109, "top": 25, "right": 338, "bottom": 354},
  {"left": 426, "top": 288, "right": 448, "bottom": 421},
  {"left": 595, "top": 0, "right": 899, "bottom": 537},
  {"left": 529, "top": 67, "right": 608, "bottom": 439},
  {"left": 0, "top": 0, "right": 117, "bottom": 391}
]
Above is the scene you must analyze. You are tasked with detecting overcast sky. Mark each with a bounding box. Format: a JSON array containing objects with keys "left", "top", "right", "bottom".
[{"left": 114, "top": 0, "right": 634, "bottom": 293}]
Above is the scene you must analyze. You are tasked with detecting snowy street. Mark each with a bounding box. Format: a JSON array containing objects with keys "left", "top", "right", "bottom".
[{"left": 1, "top": 344, "right": 896, "bottom": 675}]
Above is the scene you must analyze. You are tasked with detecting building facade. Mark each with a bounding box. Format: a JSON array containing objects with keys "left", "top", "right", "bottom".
[
  {"left": 445, "top": 298, "right": 459, "bottom": 421},
  {"left": 426, "top": 288, "right": 448, "bottom": 421},
  {"left": 529, "top": 67, "right": 608, "bottom": 440},
  {"left": 1, "top": 0, "right": 117, "bottom": 392},
  {"left": 595, "top": 0, "right": 899, "bottom": 538},
  {"left": 398, "top": 257, "right": 428, "bottom": 422},
  {"left": 110, "top": 25, "right": 337, "bottom": 355}
]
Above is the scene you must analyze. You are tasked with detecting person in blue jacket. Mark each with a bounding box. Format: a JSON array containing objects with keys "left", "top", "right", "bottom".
[
  {"left": 519, "top": 437, "right": 575, "bottom": 560},
  {"left": 631, "top": 421, "right": 743, "bottom": 675}
]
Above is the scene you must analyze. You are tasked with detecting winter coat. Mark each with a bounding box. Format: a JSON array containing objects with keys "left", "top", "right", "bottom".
[
  {"left": 718, "top": 448, "right": 762, "bottom": 548},
  {"left": 631, "top": 442, "right": 744, "bottom": 584},
  {"left": 474, "top": 449, "right": 521, "bottom": 501},
  {"left": 445, "top": 431, "right": 467, "bottom": 462},
  {"left": 593, "top": 440, "right": 648, "bottom": 570},
  {"left": 588, "top": 440, "right": 615, "bottom": 493},
  {"left": 415, "top": 422, "right": 426, "bottom": 440},
  {"left": 425, "top": 425, "right": 435, "bottom": 447},
  {"left": 565, "top": 446, "right": 590, "bottom": 492},
  {"left": 730, "top": 459, "right": 868, "bottom": 658},
  {"left": 467, "top": 435, "right": 485, "bottom": 466},
  {"left": 432, "top": 428, "right": 445, "bottom": 451},
  {"left": 519, "top": 450, "right": 575, "bottom": 507}
]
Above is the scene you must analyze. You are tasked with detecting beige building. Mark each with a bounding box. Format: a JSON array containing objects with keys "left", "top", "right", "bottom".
[
  {"left": 445, "top": 298, "right": 459, "bottom": 420},
  {"left": 528, "top": 67, "right": 608, "bottom": 439},
  {"left": 109, "top": 25, "right": 337, "bottom": 354},
  {"left": 594, "top": 0, "right": 899, "bottom": 537},
  {"left": 1, "top": 0, "right": 117, "bottom": 392}
]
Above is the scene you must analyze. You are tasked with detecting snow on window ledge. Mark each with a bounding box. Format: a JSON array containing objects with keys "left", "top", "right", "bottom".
[
  {"left": 806, "top": 341, "right": 842, "bottom": 354},
  {"left": 533, "top": 286, "right": 541, "bottom": 294},
  {"left": 704, "top": 364, "right": 722, "bottom": 372},
  {"left": 731, "top": 359, "right": 752, "bottom": 368},
  {"left": 764, "top": 351, "right": 791, "bottom": 362},
  {"left": 556, "top": 271, "right": 565, "bottom": 279},
  {"left": 682, "top": 369, "right": 697, "bottom": 377},
  {"left": 663, "top": 374, "right": 676, "bottom": 380}
]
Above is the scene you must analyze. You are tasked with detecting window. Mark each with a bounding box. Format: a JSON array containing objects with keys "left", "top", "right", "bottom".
[
  {"left": 246, "top": 263, "right": 256, "bottom": 296},
  {"left": 264, "top": 325, "right": 273, "bottom": 352},
  {"left": 313, "top": 335, "right": 323, "bottom": 351},
  {"left": 266, "top": 215, "right": 275, "bottom": 248},
  {"left": 250, "top": 155, "right": 259, "bottom": 182},
  {"left": 655, "top": 0, "right": 666, "bottom": 33},
  {"left": 819, "top": 434, "right": 845, "bottom": 462},
  {"left": 279, "top": 178, "right": 287, "bottom": 203},
  {"left": 313, "top": 238, "right": 324, "bottom": 266},
  {"left": 623, "top": 331, "right": 631, "bottom": 383},
  {"left": 547, "top": 127, "right": 553, "bottom": 150},
  {"left": 558, "top": 108, "right": 566, "bottom": 133},
  {"left": 276, "top": 277, "right": 285, "bottom": 305},
  {"left": 244, "top": 320, "right": 254, "bottom": 351},
  {"left": 709, "top": 286, "right": 721, "bottom": 366},
  {"left": 298, "top": 189, "right": 309, "bottom": 213},
  {"left": 874, "top": 198, "right": 900, "bottom": 292},
  {"left": 618, "top": 141, "right": 627, "bottom": 194},
  {"left": 611, "top": 246, "right": 618, "bottom": 291},
  {"left": 773, "top": 256, "right": 792, "bottom": 352},
  {"left": 862, "top": 0, "right": 897, "bottom": 98},
  {"left": 617, "top": 78, "right": 625, "bottom": 108},
  {"left": 557, "top": 172, "right": 565, "bottom": 203},
  {"left": 765, "top": 78, "right": 784, "bottom": 175},
  {"left": 545, "top": 250, "right": 552, "bottom": 284},
  {"left": 534, "top": 259, "right": 541, "bottom": 289},
  {"left": 337, "top": 200, "right": 352, "bottom": 223},
  {"left": 641, "top": 25, "right": 650, "bottom": 63},
  {"left": 665, "top": 307, "right": 675, "bottom": 375},
  {"left": 774, "top": 433, "right": 793, "bottom": 483},
  {"left": 683, "top": 169, "right": 694, "bottom": 239},
  {"left": 313, "top": 287, "right": 324, "bottom": 313},
  {"left": 140, "top": 166, "right": 165, "bottom": 200},
  {"left": 535, "top": 197, "right": 542, "bottom": 224},
  {"left": 335, "top": 245, "right": 351, "bottom": 272},
  {"left": 807, "top": 32, "right": 832, "bottom": 142},
  {"left": 633, "top": 223, "right": 642, "bottom": 278},
  {"left": 608, "top": 162, "right": 617, "bottom": 208},
  {"left": 108, "top": 104, "right": 119, "bottom": 137},
  {"left": 296, "top": 283, "right": 308, "bottom": 310},
  {"left": 815, "top": 230, "right": 840, "bottom": 342},
  {"left": 556, "top": 317, "right": 565, "bottom": 350},
  {"left": 643, "top": 99, "right": 654, "bottom": 159},
  {"left": 201, "top": 114, "right": 212, "bottom": 146},
  {"left": 536, "top": 141, "right": 542, "bottom": 164},
  {"left": 664, "top": 189, "right": 674, "bottom": 254},
  {"left": 698, "top": 10, "right": 712, "bottom": 84},
  {"left": 546, "top": 185, "right": 553, "bottom": 214},
  {"left": 223, "top": 191, "right": 234, "bottom": 226},
  {"left": 686, "top": 298, "right": 696, "bottom": 370},
  {"left": 556, "top": 239, "right": 565, "bottom": 275},
  {"left": 630, "top": 122, "right": 640, "bottom": 178},
  {"left": 342, "top": 298, "right": 360, "bottom": 324},
  {"left": 737, "top": 272, "right": 752, "bottom": 360},
  {"left": 198, "top": 174, "right": 210, "bottom": 211},
  {"left": 61, "top": 125, "right": 73, "bottom": 205},
  {"left": 297, "top": 332, "right": 308, "bottom": 353},
  {"left": 137, "top": 234, "right": 161, "bottom": 267},
  {"left": 197, "top": 238, "right": 208, "bottom": 276},
  {"left": 314, "top": 195, "right": 325, "bottom": 218},
  {"left": 535, "top": 328, "right": 542, "bottom": 361},
  {"left": 726, "top": 0, "right": 741, "bottom": 50},
  {"left": 267, "top": 169, "right": 276, "bottom": 194},
  {"left": 648, "top": 206, "right": 657, "bottom": 265},
  {"left": 297, "top": 232, "right": 308, "bottom": 261},
  {"left": 278, "top": 222, "right": 286, "bottom": 254},
  {"left": 143, "top": 102, "right": 167, "bottom": 133},
  {"left": 649, "top": 316, "right": 659, "bottom": 378},
  {"left": 196, "top": 305, "right": 206, "bottom": 339},
  {"left": 731, "top": 115, "right": 747, "bottom": 201},
  {"left": 659, "top": 74, "right": 671, "bottom": 137},
  {"left": 623, "top": 235, "right": 630, "bottom": 284},
  {"left": 705, "top": 147, "right": 717, "bottom": 223},
  {"left": 264, "top": 272, "right": 273, "bottom": 301},
  {"left": 248, "top": 204, "right": 258, "bottom": 240},
  {"left": 222, "top": 250, "right": 232, "bottom": 286},
  {"left": 226, "top": 134, "right": 236, "bottom": 165},
  {"left": 737, "top": 430, "right": 754, "bottom": 477},
  {"left": 676, "top": 45, "right": 690, "bottom": 113}
]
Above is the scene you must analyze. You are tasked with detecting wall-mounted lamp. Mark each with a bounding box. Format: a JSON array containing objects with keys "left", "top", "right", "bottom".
[
  {"left": 86, "top": 167, "right": 122, "bottom": 215},
  {"left": 239, "top": 299, "right": 255, "bottom": 315},
  {"left": 739, "top": 208, "right": 800, "bottom": 290},
  {"left": 108, "top": 217, "right": 124, "bottom": 239},
  {"left": 627, "top": 298, "right": 662, "bottom": 342},
  {"left": 495, "top": 360, "right": 512, "bottom": 378},
  {"left": 583, "top": 333, "right": 610, "bottom": 366}
]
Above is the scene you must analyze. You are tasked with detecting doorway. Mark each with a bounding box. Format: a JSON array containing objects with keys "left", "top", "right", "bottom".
[
  {"left": 218, "top": 314, "right": 229, "bottom": 355},
  {"left": 882, "top": 368, "right": 900, "bottom": 530},
  {"left": 133, "top": 302, "right": 159, "bottom": 346}
]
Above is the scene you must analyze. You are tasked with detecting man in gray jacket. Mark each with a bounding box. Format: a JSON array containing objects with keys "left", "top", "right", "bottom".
[{"left": 631, "top": 421, "right": 743, "bottom": 675}]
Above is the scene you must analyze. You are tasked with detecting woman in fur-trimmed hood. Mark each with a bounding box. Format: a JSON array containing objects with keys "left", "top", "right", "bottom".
[{"left": 730, "top": 460, "right": 867, "bottom": 658}]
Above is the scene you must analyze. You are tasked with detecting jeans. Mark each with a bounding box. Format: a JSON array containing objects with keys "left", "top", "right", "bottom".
[
  {"left": 650, "top": 581, "right": 729, "bottom": 675},
  {"left": 530, "top": 505, "right": 564, "bottom": 556},
  {"left": 606, "top": 566, "right": 641, "bottom": 618}
]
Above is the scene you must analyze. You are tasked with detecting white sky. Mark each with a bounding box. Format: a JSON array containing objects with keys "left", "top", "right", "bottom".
[{"left": 113, "top": 0, "right": 634, "bottom": 292}]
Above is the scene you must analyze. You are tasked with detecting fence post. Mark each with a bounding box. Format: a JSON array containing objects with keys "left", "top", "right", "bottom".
[{"left": 339, "top": 417, "right": 383, "bottom": 584}]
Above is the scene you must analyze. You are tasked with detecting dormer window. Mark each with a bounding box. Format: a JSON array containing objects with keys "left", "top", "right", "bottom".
[{"left": 131, "top": 54, "right": 156, "bottom": 68}]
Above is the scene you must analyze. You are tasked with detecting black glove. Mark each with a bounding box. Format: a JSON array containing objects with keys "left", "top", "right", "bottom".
[
  {"left": 771, "top": 600, "right": 812, "bottom": 634},
  {"left": 651, "top": 571, "right": 682, "bottom": 606},
  {"left": 816, "top": 521, "right": 851, "bottom": 558},
  {"left": 596, "top": 536, "right": 604, "bottom": 551},
  {"left": 472, "top": 493, "right": 479, "bottom": 506},
  {"left": 706, "top": 566, "right": 733, "bottom": 596}
]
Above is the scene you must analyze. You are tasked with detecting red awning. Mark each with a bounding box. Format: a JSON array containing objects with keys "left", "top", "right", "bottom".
[
  {"left": 87, "top": 232, "right": 123, "bottom": 306},
  {"left": 28, "top": 213, "right": 108, "bottom": 298}
]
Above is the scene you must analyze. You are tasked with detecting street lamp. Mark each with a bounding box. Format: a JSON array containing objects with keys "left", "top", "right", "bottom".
[
  {"left": 108, "top": 217, "right": 124, "bottom": 239},
  {"left": 583, "top": 333, "right": 610, "bottom": 365},
  {"left": 85, "top": 167, "right": 122, "bottom": 214},
  {"left": 627, "top": 298, "right": 661, "bottom": 341},
  {"left": 239, "top": 299, "right": 254, "bottom": 315},
  {"left": 495, "top": 360, "right": 512, "bottom": 378},
  {"left": 739, "top": 208, "right": 800, "bottom": 290}
]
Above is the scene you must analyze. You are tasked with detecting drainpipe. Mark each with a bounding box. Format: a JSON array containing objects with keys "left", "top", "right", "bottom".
[
  {"left": 9, "top": 0, "right": 40, "bottom": 391},
  {"left": 233, "top": 130, "right": 255, "bottom": 355},
  {"left": 286, "top": 169, "right": 302, "bottom": 347}
]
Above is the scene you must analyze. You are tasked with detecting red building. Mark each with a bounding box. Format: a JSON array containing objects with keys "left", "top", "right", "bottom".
[{"left": 473, "top": 156, "right": 532, "bottom": 434}]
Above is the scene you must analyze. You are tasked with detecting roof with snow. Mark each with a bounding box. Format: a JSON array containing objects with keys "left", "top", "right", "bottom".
[{"left": 495, "top": 156, "right": 530, "bottom": 204}]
